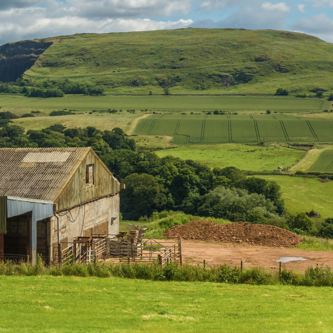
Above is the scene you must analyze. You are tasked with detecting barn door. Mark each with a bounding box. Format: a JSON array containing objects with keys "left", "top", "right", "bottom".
[{"left": 37, "top": 219, "right": 50, "bottom": 264}]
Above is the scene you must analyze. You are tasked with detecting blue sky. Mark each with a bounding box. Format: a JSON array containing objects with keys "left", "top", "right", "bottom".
[{"left": 0, "top": 0, "right": 333, "bottom": 44}]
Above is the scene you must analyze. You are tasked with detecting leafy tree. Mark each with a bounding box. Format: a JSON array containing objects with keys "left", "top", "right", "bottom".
[{"left": 121, "top": 173, "right": 171, "bottom": 220}]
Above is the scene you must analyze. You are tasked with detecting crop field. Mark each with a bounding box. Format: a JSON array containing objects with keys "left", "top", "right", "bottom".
[
  {"left": 0, "top": 94, "right": 326, "bottom": 114},
  {"left": 156, "top": 144, "right": 305, "bottom": 171},
  {"left": 2, "top": 276, "right": 333, "bottom": 333},
  {"left": 135, "top": 114, "right": 333, "bottom": 144},
  {"left": 307, "top": 149, "right": 333, "bottom": 173},
  {"left": 290, "top": 146, "right": 333, "bottom": 174},
  {"left": 260, "top": 175, "right": 333, "bottom": 218}
]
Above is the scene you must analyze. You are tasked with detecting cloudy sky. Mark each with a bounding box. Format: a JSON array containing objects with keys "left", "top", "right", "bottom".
[{"left": 0, "top": 0, "right": 333, "bottom": 44}]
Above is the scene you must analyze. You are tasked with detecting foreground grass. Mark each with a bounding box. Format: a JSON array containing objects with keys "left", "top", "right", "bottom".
[
  {"left": 156, "top": 144, "right": 305, "bottom": 171},
  {"left": 1, "top": 276, "right": 333, "bottom": 333},
  {"left": 260, "top": 175, "right": 333, "bottom": 218}
]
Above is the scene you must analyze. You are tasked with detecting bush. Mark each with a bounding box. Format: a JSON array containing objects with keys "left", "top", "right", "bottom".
[
  {"left": 328, "top": 94, "right": 333, "bottom": 101},
  {"left": 24, "top": 87, "right": 64, "bottom": 98},
  {"left": 318, "top": 218, "right": 333, "bottom": 239},
  {"left": 287, "top": 213, "right": 313, "bottom": 233},
  {"left": 239, "top": 268, "right": 273, "bottom": 285},
  {"left": 275, "top": 88, "right": 289, "bottom": 96}
]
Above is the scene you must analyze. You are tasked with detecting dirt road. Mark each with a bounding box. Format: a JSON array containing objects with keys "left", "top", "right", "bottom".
[{"left": 183, "top": 240, "right": 333, "bottom": 272}]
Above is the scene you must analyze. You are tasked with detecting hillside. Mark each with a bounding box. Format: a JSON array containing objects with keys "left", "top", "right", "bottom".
[
  {"left": 0, "top": 40, "right": 51, "bottom": 82},
  {"left": 2, "top": 28, "right": 333, "bottom": 94}
]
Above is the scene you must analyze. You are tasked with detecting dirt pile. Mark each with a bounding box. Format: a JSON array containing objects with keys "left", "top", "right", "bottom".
[{"left": 166, "top": 221, "right": 301, "bottom": 247}]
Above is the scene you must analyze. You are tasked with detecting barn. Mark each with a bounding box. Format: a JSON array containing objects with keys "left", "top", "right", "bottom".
[{"left": 0, "top": 147, "right": 121, "bottom": 265}]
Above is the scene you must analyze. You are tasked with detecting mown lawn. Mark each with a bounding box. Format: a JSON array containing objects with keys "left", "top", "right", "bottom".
[
  {"left": 1, "top": 276, "right": 333, "bottom": 333},
  {"left": 156, "top": 144, "right": 305, "bottom": 171},
  {"left": 261, "top": 175, "right": 333, "bottom": 218}
]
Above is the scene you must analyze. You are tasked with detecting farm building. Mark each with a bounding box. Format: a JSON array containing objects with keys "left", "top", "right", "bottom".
[{"left": 0, "top": 147, "right": 121, "bottom": 265}]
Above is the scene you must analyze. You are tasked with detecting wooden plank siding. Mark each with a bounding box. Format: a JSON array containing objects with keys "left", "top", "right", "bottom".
[{"left": 55, "top": 150, "right": 120, "bottom": 212}]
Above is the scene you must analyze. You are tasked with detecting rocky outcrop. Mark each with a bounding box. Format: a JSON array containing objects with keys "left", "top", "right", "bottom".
[{"left": 0, "top": 40, "right": 52, "bottom": 82}]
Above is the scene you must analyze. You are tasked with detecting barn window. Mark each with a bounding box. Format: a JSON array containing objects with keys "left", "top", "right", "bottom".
[{"left": 86, "top": 164, "right": 95, "bottom": 185}]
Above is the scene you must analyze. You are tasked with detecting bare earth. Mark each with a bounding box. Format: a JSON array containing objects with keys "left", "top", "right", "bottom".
[{"left": 182, "top": 240, "right": 333, "bottom": 272}]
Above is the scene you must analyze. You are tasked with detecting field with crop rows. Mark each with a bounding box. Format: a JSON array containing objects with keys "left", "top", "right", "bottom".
[
  {"left": 135, "top": 114, "right": 333, "bottom": 144},
  {"left": 307, "top": 149, "right": 333, "bottom": 173}
]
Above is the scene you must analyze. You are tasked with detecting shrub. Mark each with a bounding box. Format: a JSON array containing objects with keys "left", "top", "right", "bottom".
[
  {"left": 240, "top": 268, "right": 273, "bottom": 285},
  {"left": 287, "top": 213, "right": 313, "bottom": 233},
  {"left": 280, "top": 270, "right": 301, "bottom": 285},
  {"left": 216, "top": 265, "right": 241, "bottom": 283},
  {"left": 275, "top": 88, "right": 289, "bottom": 96},
  {"left": 318, "top": 218, "right": 333, "bottom": 239}
]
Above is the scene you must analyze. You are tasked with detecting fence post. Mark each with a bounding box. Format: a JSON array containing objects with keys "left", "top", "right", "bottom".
[
  {"left": 203, "top": 260, "right": 207, "bottom": 269},
  {"left": 240, "top": 260, "right": 243, "bottom": 273},
  {"left": 279, "top": 262, "right": 282, "bottom": 279},
  {"left": 158, "top": 254, "right": 163, "bottom": 266},
  {"left": 178, "top": 237, "right": 183, "bottom": 266}
]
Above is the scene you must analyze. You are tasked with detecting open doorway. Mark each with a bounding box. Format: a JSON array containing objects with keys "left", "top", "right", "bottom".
[{"left": 4, "top": 213, "right": 31, "bottom": 262}]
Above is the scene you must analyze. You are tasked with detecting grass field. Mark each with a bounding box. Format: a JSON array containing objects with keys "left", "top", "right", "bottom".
[
  {"left": 14, "top": 112, "right": 140, "bottom": 131},
  {"left": 290, "top": 146, "right": 333, "bottom": 174},
  {"left": 156, "top": 144, "right": 305, "bottom": 171},
  {"left": 2, "top": 276, "right": 333, "bottom": 333},
  {"left": 260, "top": 175, "right": 333, "bottom": 218},
  {"left": 0, "top": 94, "right": 326, "bottom": 114},
  {"left": 135, "top": 114, "right": 333, "bottom": 144}
]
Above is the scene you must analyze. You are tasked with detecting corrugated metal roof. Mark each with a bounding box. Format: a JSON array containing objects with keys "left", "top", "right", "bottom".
[{"left": 0, "top": 148, "right": 90, "bottom": 201}]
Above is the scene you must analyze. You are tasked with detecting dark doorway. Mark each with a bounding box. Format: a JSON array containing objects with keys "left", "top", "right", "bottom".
[
  {"left": 37, "top": 219, "right": 50, "bottom": 264},
  {"left": 4, "top": 213, "right": 31, "bottom": 261}
]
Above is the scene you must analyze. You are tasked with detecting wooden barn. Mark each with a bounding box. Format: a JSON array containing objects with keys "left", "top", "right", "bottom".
[{"left": 0, "top": 147, "right": 121, "bottom": 264}]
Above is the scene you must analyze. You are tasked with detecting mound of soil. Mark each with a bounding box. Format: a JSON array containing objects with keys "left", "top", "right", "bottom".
[{"left": 166, "top": 221, "right": 301, "bottom": 248}]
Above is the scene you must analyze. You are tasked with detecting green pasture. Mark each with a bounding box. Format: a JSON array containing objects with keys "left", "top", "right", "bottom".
[
  {"left": 290, "top": 146, "right": 333, "bottom": 174},
  {"left": 14, "top": 113, "right": 139, "bottom": 131},
  {"left": 0, "top": 94, "right": 326, "bottom": 114},
  {"left": 308, "top": 149, "right": 333, "bottom": 173},
  {"left": 2, "top": 276, "right": 333, "bottom": 333},
  {"left": 156, "top": 144, "right": 305, "bottom": 171},
  {"left": 260, "top": 175, "right": 333, "bottom": 218},
  {"left": 25, "top": 29, "right": 333, "bottom": 94},
  {"left": 135, "top": 114, "right": 333, "bottom": 144}
]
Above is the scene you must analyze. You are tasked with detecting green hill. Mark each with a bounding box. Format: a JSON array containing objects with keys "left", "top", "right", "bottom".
[{"left": 5, "top": 29, "right": 333, "bottom": 94}]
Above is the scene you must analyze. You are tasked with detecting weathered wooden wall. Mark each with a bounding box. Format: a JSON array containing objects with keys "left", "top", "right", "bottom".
[
  {"left": 0, "top": 233, "right": 4, "bottom": 259},
  {"left": 55, "top": 150, "right": 120, "bottom": 212},
  {"left": 50, "top": 195, "right": 120, "bottom": 261}
]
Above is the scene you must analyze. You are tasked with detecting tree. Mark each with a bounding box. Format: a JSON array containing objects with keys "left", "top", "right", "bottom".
[
  {"left": 287, "top": 213, "right": 313, "bottom": 233},
  {"left": 328, "top": 94, "right": 333, "bottom": 101},
  {"left": 121, "top": 173, "right": 171, "bottom": 220},
  {"left": 102, "top": 128, "right": 136, "bottom": 151}
]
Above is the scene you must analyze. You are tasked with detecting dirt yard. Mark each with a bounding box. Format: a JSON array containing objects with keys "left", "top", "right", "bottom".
[{"left": 182, "top": 240, "right": 333, "bottom": 272}]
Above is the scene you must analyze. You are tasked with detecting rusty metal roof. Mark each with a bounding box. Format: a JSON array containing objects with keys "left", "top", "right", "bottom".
[{"left": 0, "top": 147, "right": 91, "bottom": 201}]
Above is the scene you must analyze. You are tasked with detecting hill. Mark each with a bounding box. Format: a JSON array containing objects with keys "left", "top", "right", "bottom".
[{"left": 1, "top": 28, "right": 332, "bottom": 95}]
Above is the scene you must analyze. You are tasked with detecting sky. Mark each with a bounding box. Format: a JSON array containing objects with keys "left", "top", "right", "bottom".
[{"left": 0, "top": 0, "right": 333, "bottom": 45}]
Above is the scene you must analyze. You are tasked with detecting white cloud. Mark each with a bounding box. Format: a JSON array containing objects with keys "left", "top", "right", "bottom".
[
  {"left": 261, "top": 2, "right": 290, "bottom": 12},
  {"left": 69, "top": 0, "right": 191, "bottom": 18},
  {"left": 0, "top": 6, "right": 192, "bottom": 44},
  {"left": 310, "top": 0, "right": 333, "bottom": 7},
  {"left": 298, "top": 4, "right": 305, "bottom": 12},
  {"left": 294, "top": 14, "right": 333, "bottom": 41}
]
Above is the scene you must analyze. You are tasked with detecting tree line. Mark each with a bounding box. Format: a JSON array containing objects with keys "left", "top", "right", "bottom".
[{"left": 0, "top": 120, "right": 331, "bottom": 237}]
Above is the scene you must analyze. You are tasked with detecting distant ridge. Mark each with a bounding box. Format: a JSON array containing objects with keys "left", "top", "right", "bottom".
[{"left": 1, "top": 28, "right": 333, "bottom": 94}]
